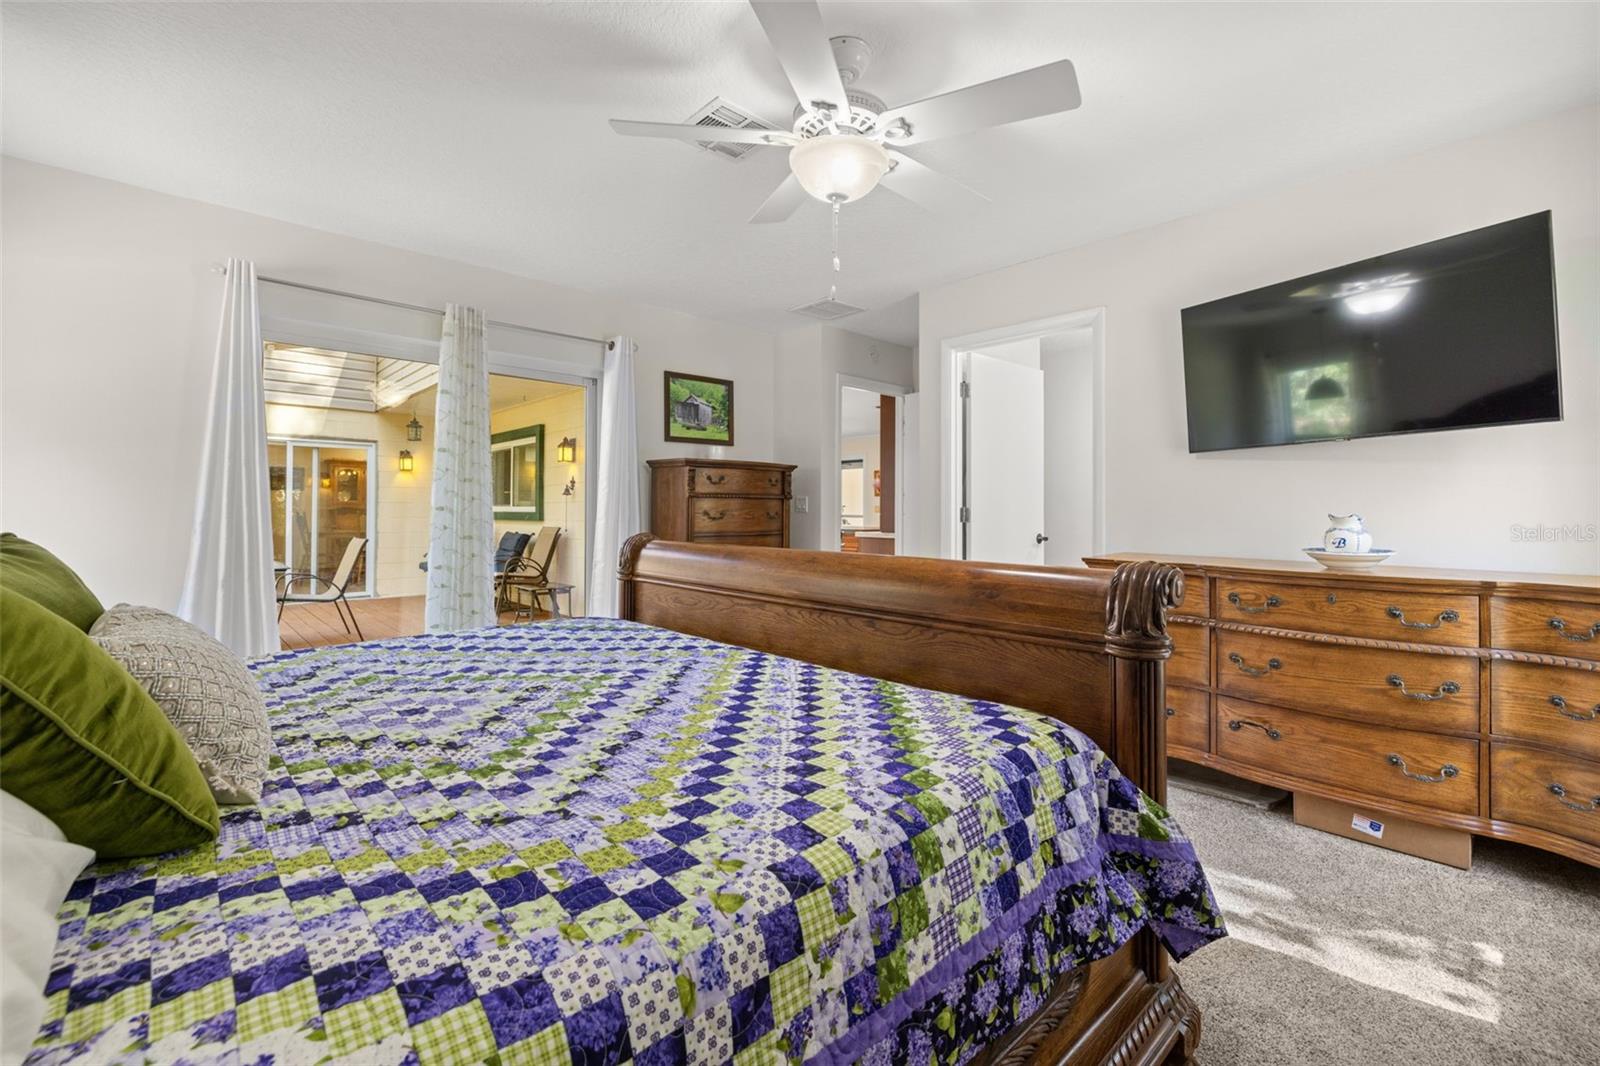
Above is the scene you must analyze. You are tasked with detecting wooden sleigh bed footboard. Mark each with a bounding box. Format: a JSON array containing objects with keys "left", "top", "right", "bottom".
[{"left": 618, "top": 535, "right": 1199, "bottom": 1066}]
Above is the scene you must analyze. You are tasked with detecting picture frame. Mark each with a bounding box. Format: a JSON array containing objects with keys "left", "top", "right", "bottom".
[{"left": 664, "top": 371, "right": 735, "bottom": 446}]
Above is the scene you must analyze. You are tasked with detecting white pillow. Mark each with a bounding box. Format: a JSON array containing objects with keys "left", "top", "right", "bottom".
[{"left": 0, "top": 791, "right": 93, "bottom": 1062}]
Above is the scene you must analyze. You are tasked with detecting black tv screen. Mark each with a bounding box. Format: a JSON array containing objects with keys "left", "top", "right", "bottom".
[{"left": 1181, "top": 212, "right": 1561, "bottom": 452}]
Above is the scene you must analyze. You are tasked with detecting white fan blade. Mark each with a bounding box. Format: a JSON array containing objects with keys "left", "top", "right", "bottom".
[
  {"left": 749, "top": 1, "right": 849, "bottom": 116},
  {"left": 610, "top": 119, "right": 795, "bottom": 146},
  {"left": 880, "top": 151, "right": 988, "bottom": 214},
  {"left": 749, "top": 173, "right": 810, "bottom": 224},
  {"left": 877, "top": 59, "right": 1081, "bottom": 145}
]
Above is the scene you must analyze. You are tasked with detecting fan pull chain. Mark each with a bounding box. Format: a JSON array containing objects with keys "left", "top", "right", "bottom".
[{"left": 830, "top": 200, "right": 841, "bottom": 301}]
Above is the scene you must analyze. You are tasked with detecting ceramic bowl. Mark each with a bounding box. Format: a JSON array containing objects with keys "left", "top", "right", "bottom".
[{"left": 1302, "top": 548, "right": 1395, "bottom": 571}]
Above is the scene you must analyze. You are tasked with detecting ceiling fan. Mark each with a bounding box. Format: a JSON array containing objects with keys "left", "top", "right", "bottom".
[{"left": 610, "top": 0, "right": 1082, "bottom": 223}]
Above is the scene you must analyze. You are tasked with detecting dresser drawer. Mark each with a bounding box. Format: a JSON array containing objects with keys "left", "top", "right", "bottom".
[
  {"left": 1216, "top": 697, "right": 1479, "bottom": 814},
  {"left": 1172, "top": 570, "right": 1209, "bottom": 617},
  {"left": 1491, "top": 661, "right": 1600, "bottom": 760},
  {"left": 1165, "top": 686, "right": 1210, "bottom": 755},
  {"left": 1490, "top": 596, "right": 1600, "bottom": 661},
  {"left": 1215, "top": 631, "right": 1479, "bottom": 732},
  {"left": 690, "top": 500, "right": 785, "bottom": 536},
  {"left": 690, "top": 466, "right": 787, "bottom": 497},
  {"left": 1216, "top": 579, "right": 1479, "bottom": 647},
  {"left": 1170, "top": 621, "right": 1210, "bottom": 688},
  {"left": 695, "top": 533, "right": 785, "bottom": 548},
  {"left": 1491, "top": 744, "right": 1600, "bottom": 846}
]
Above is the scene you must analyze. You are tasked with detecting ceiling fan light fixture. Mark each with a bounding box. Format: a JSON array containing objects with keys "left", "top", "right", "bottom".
[{"left": 788, "top": 134, "right": 891, "bottom": 204}]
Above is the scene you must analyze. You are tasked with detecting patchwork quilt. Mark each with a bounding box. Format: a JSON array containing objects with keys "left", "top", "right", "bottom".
[{"left": 27, "top": 618, "right": 1224, "bottom": 1065}]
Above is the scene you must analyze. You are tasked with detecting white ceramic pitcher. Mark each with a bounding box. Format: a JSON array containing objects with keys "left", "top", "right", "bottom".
[{"left": 1322, "top": 514, "right": 1373, "bottom": 554}]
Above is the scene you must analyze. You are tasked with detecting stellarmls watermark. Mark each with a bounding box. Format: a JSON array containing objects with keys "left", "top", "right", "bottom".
[{"left": 1510, "top": 523, "right": 1598, "bottom": 543}]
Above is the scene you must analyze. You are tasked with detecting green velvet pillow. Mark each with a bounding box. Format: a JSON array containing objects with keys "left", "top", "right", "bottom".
[
  {"left": 0, "top": 587, "right": 219, "bottom": 858},
  {"left": 0, "top": 533, "right": 105, "bottom": 632}
]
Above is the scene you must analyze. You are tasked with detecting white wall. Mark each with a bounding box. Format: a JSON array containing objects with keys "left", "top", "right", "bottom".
[
  {"left": 972, "top": 338, "right": 1041, "bottom": 369},
  {"left": 1, "top": 157, "right": 779, "bottom": 608},
  {"left": 912, "top": 105, "right": 1599, "bottom": 574},
  {"left": 773, "top": 325, "right": 914, "bottom": 549}
]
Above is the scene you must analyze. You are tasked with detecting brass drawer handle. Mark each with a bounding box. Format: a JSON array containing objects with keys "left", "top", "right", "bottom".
[
  {"left": 1387, "top": 606, "right": 1460, "bottom": 629},
  {"left": 1549, "top": 783, "right": 1600, "bottom": 812},
  {"left": 699, "top": 509, "right": 726, "bottom": 521},
  {"left": 767, "top": 475, "right": 781, "bottom": 486},
  {"left": 1228, "top": 718, "right": 1281, "bottom": 740},
  {"left": 1387, "top": 753, "right": 1459, "bottom": 783},
  {"left": 1227, "top": 592, "right": 1281, "bottom": 614},
  {"left": 703, "top": 474, "right": 727, "bottom": 485},
  {"left": 1550, "top": 695, "right": 1600, "bottom": 722},
  {"left": 766, "top": 511, "right": 781, "bottom": 521},
  {"left": 1549, "top": 617, "right": 1600, "bottom": 642},
  {"left": 1228, "top": 652, "right": 1281, "bottom": 677},
  {"left": 1386, "top": 674, "right": 1461, "bottom": 701}
]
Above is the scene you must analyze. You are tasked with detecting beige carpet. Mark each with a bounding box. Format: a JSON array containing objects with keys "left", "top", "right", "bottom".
[{"left": 1168, "top": 783, "right": 1600, "bottom": 1065}]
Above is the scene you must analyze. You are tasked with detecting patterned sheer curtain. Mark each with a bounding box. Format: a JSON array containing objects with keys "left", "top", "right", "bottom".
[
  {"left": 424, "top": 304, "right": 495, "bottom": 632},
  {"left": 177, "top": 258, "right": 279, "bottom": 657}
]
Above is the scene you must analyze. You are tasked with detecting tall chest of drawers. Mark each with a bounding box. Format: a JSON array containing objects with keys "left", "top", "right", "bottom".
[
  {"left": 647, "top": 459, "right": 796, "bottom": 548},
  {"left": 1086, "top": 553, "right": 1600, "bottom": 867}
]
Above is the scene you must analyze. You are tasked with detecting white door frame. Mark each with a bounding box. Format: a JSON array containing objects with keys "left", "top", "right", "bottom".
[
  {"left": 831, "top": 373, "right": 912, "bottom": 553},
  {"left": 939, "top": 308, "right": 1106, "bottom": 562}
]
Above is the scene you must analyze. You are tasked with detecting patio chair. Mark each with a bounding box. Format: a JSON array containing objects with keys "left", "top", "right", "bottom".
[
  {"left": 278, "top": 537, "right": 368, "bottom": 640},
  {"left": 419, "top": 531, "right": 530, "bottom": 576},
  {"left": 496, "top": 526, "right": 561, "bottom": 616}
]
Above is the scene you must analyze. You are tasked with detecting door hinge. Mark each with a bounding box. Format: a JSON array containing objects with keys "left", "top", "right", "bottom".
[
  {"left": 959, "top": 380, "right": 970, "bottom": 399},
  {"left": 959, "top": 506, "right": 970, "bottom": 524}
]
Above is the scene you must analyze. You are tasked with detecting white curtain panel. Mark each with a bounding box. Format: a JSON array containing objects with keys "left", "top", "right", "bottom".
[
  {"left": 425, "top": 303, "right": 495, "bottom": 632},
  {"left": 177, "top": 259, "right": 279, "bottom": 658},
  {"left": 587, "top": 336, "right": 641, "bottom": 618}
]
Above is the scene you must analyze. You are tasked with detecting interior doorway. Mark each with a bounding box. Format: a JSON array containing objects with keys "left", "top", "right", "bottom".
[
  {"left": 834, "top": 377, "right": 908, "bottom": 554},
  {"left": 945, "top": 310, "right": 1105, "bottom": 567}
]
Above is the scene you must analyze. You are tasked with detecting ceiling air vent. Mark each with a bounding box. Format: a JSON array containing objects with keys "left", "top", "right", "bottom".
[
  {"left": 789, "top": 297, "right": 865, "bottom": 321},
  {"left": 684, "top": 97, "right": 780, "bottom": 161}
]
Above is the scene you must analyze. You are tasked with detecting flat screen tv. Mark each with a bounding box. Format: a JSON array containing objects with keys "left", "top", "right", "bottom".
[{"left": 1181, "top": 212, "right": 1560, "bottom": 452}]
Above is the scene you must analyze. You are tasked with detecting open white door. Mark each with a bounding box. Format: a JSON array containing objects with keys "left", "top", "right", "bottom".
[{"left": 963, "top": 351, "right": 1046, "bottom": 564}]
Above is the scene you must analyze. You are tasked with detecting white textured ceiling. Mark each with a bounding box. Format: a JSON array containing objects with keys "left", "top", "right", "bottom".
[{"left": 4, "top": 2, "right": 1596, "bottom": 347}]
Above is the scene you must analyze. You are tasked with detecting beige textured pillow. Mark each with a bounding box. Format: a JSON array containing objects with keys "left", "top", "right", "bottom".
[{"left": 89, "top": 605, "right": 271, "bottom": 805}]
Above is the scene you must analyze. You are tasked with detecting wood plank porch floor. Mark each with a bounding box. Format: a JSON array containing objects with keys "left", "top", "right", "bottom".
[{"left": 278, "top": 595, "right": 547, "bottom": 650}]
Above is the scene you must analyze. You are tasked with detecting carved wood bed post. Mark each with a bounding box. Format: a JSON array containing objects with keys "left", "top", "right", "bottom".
[
  {"left": 618, "top": 532, "right": 655, "bottom": 621},
  {"left": 1104, "top": 561, "right": 1188, "bottom": 1012},
  {"left": 1104, "top": 560, "right": 1185, "bottom": 806}
]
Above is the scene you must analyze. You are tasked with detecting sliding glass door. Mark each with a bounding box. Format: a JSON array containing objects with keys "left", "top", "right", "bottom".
[{"left": 268, "top": 437, "right": 377, "bottom": 596}]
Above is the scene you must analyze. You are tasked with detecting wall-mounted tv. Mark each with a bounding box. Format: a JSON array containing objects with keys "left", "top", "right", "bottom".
[{"left": 1181, "top": 212, "right": 1560, "bottom": 453}]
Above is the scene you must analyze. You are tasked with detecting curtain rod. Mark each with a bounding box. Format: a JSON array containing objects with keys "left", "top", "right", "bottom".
[{"left": 251, "top": 273, "right": 606, "bottom": 347}]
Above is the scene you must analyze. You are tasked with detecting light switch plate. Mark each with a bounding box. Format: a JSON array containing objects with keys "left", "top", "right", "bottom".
[{"left": 794, "top": 496, "right": 809, "bottom": 513}]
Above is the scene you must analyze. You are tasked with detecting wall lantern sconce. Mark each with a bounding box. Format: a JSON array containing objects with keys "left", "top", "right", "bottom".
[
  {"left": 406, "top": 414, "right": 424, "bottom": 442},
  {"left": 556, "top": 436, "right": 577, "bottom": 463},
  {"left": 398, "top": 449, "right": 414, "bottom": 473}
]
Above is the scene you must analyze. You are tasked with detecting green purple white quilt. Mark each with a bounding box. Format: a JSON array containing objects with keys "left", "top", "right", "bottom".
[{"left": 28, "top": 618, "right": 1223, "bottom": 1065}]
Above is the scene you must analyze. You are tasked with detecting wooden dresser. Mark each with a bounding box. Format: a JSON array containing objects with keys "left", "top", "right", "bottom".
[
  {"left": 1086, "top": 553, "right": 1600, "bottom": 867},
  {"left": 647, "top": 459, "right": 796, "bottom": 548}
]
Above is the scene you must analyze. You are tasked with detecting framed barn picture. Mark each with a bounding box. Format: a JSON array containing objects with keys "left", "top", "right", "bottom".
[{"left": 664, "top": 371, "right": 734, "bottom": 445}]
